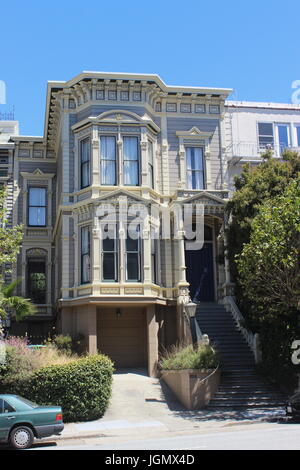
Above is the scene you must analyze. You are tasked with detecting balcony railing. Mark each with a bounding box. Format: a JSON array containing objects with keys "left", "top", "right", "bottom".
[{"left": 230, "top": 141, "right": 295, "bottom": 160}]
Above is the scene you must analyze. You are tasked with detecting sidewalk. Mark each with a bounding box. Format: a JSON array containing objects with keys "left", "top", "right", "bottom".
[{"left": 55, "top": 369, "right": 286, "bottom": 443}]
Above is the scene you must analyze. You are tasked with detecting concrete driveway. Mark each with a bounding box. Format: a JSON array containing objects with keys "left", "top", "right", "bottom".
[{"left": 61, "top": 368, "right": 286, "bottom": 441}]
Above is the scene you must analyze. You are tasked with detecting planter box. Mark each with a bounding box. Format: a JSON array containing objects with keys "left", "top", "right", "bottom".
[{"left": 161, "top": 368, "right": 220, "bottom": 410}]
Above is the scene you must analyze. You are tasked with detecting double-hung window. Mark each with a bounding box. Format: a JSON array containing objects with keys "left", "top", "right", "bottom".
[
  {"left": 102, "top": 225, "right": 118, "bottom": 281},
  {"left": 28, "top": 187, "right": 46, "bottom": 226},
  {"left": 81, "top": 226, "right": 90, "bottom": 284},
  {"left": 100, "top": 136, "right": 117, "bottom": 185},
  {"left": 258, "top": 123, "right": 274, "bottom": 150},
  {"left": 80, "top": 138, "right": 90, "bottom": 189},
  {"left": 125, "top": 224, "right": 141, "bottom": 281},
  {"left": 186, "top": 147, "right": 205, "bottom": 190},
  {"left": 123, "top": 136, "right": 139, "bottom": 186}
]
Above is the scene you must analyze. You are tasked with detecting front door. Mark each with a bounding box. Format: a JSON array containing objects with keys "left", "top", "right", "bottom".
[{"left": 185, "top": 242, "right": 215, "bottom": 302}]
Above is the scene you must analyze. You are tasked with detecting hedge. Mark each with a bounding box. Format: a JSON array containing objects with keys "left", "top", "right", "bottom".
[{"left": 0, "top": 354, "right": 114, "bottom": 422}]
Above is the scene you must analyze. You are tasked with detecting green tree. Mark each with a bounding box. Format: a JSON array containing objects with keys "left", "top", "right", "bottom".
[
  {"left": 0, "top": 185, "right": 23, "bottom": 270},
  {"left": 235, "top": 177, "right": 300, "bottom": 387},
  {"left": 226, "top": 149, "right": 300, "bottom": 304},
  {"left": 236, "top": 177, "right": 300, "bottom": 320}
]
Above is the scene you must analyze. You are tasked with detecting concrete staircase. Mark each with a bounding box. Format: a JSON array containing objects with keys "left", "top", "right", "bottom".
[{"left": 196, "top": 303, "right": 286, "bottom": 409}]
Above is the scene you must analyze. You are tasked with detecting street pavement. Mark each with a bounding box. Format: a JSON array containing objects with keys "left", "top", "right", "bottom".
[
  {"left": 32, "top": 423, "right": 300, "bottom": 450},
  {"left": 2, "top": 368, "right": 298, "bottom": 450}
]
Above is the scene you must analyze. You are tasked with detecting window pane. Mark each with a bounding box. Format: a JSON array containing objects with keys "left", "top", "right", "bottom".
[
  {"left": 103, "top": 237, "right": 115, "bottom": 252},
  {"left": 3, "top": 401, "right": 15, "bottom": 413},
  {"left": 186, "top": 147, "right": 204, "bottom": 170},
  {"left": 103, "top": 253, "right": 116, "bottom": 280},
  {"left": 81, "top": 227, "right": 90, "bottom": 254},
  {"left": 193, "top": 171, "right": 204, "bottom": 190},
  {"left": 101, "top": 136, "right": 116, "bottom": 160},
  {"left": 82, "top": 254, "right": 90, "bottom": 283},
  {"left": 126, "top": 236, "right": 139, "bottom": 252},
  {"left": 29, "top": 188, "right": 46, "bottom": 206},
  {"left": 29, "top": 207, "right": 46, "bottom": 226},
  {"left": 81, "top": 138, "right": 90, "bottom": 163},
  {"left": 258, "top": 123, "right": 273, "bottom": 136},
  {"left": 259, "top": 136, "right": 274, "bottom": 146},
  {"left": 127, "top": 253, "right": 139, "bottom": 281},
  {"left": 81, "top": 161, "right": 90, "bottom": 188},
  {"left": 101, "top": 160, "right": 116, "bottom": 185},
  {"left": 124, "top": 161, "right": 138, "bottom": 185},
  {"left": 123, "top": 136, "right": 138, "bottom": 160}
]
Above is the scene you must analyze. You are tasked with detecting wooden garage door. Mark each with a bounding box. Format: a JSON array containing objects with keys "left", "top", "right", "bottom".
[{"left": 97, "top": 309, "right": 147, "bottom": 368}]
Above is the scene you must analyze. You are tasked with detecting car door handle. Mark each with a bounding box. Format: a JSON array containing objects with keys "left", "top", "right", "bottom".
[{"left": 6, "top": 416, "right": 16, "bottom": 420}]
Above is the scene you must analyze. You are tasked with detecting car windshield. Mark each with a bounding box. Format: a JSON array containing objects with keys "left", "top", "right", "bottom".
[{"left": 17, "top": 396, "right": 39, "bottom": 408}]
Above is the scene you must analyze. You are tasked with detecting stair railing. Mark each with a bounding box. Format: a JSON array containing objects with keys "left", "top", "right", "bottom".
[{"left": 224, "top": 296, "right": 262, "bottom": 364}]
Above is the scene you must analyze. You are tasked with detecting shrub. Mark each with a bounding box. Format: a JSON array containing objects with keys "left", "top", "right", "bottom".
[
  {"left": 0, "top": 336, "right": 78, "bottom": 386},
  {"left": 49, "top": 334, "right": 73, "bottom": 354},
  {"left": 1, "top": 354, "right": 114, "bottom": 422},
  {"left": 160, "top": 342, "right": 219, "bottom": 371}
]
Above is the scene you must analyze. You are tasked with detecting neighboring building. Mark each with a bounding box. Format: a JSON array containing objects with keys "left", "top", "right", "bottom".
[
  {"left": 225, "top": 101, "right": 300, "bottom": 190},
  {"left": 6, "top": 72, "right": 233, "bottom": 375},
  {"left": 0, "top": 120, "right": 19, "bottom": 283}
]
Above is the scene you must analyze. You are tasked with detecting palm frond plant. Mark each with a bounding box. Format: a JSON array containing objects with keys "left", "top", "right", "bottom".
[{"left": 0, "top": 279, "right": 36, "bottom": 322}]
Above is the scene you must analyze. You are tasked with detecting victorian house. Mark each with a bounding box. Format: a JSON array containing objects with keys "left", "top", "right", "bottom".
[{"left": 2, "top": 72, "right": 233, "bottom": 376}]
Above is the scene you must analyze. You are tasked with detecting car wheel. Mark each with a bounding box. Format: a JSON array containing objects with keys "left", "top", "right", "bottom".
[{"left": 9, "top": 426, "right": 34, "bottom": 450}]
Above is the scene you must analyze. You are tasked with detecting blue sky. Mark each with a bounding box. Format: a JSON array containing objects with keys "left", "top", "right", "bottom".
[{"left": 1, "top": 0, "right": 300, "bottom": 136}]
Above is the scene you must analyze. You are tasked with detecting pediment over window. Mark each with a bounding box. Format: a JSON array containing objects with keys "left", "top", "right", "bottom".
[
  {"left": 20, "top": 168, "right": 55, "bottom": 179},
  {"left": 176, "top": 127, "right": 213, "bottom": 140},
  {"left": 172, "top": 190, "right": 229, "bottom": 206},
  {"left": 95, "top": 189, "right": 155, "bottom": 207},
  {"left": 72, "top": 110, "right": 160, "bottom": 134}
]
